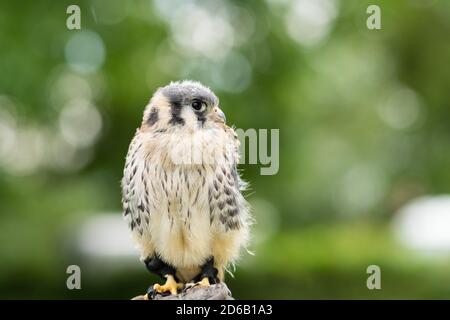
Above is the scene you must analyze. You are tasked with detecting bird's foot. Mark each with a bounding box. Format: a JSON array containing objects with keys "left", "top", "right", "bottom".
[
  {"left": 185, "top": 276, "right": 214, "bottom": 291},
  {"left": 185, "top": 257, "right": 219, "bottom": 291},
  {"left": 150, "top": 274, "right": 184, "bottom": 297},
  {"left": 196, "top": 277, "right": 211, "bottom": 288}
]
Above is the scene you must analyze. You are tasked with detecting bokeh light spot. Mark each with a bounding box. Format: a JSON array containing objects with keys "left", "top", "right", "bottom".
[
  {"left": 59, "top": 99, "right": 102, "bottom": 148},
  {"left": 377, "top": 86, "right": 424, "bottom": 130},
  {"left": 285, "top": 0, "right": 338, "bottom": 47},
  {"left": 65, "top": 31, "right": 105, "bottom": 74}
]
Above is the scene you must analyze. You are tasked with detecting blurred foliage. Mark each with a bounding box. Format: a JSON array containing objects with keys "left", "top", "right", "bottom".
[{"left": 0, "top": 0, "right": 450, "bottom": 299}]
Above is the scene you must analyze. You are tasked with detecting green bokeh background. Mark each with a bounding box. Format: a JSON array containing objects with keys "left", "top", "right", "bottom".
[{"left": 0, "top": 0, "right": 450, "bottom": 299}]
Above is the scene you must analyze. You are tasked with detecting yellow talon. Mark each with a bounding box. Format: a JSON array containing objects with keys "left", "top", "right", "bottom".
[
  {"left": 197, "top": 277, "right": 210, "bottom": 288},
  {"left": 153, "top": 275, "right": 184, "bottom": 295}
]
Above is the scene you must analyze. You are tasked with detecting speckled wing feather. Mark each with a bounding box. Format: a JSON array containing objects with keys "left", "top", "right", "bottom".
[
  {"left": 208, "top": 126, "right": 250, "bottom": 232},
  {"left": 121, "top": 130, "right": 148, "bottom": 237}
]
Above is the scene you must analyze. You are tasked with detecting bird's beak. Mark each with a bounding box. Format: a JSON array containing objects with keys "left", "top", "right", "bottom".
[{"left": 214, "top": 107, "right": 226, "bottom": 123}]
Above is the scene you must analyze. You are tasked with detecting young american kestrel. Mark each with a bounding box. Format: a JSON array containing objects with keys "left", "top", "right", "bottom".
[{"left": 121, "top": 81, "right": 251, "bottom": 298}]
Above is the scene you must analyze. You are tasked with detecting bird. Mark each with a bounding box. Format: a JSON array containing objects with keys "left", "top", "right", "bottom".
[{"left": 121, "top": 80, "right": 251, "bottom": 298}]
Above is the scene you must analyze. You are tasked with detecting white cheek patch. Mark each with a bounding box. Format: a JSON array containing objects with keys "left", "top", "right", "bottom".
[
  {"left": 158, "top": 107, "right": 172, "bottom": 125},
  {"left": 180, "top": 107, "right": 198, "bottom": 129}
]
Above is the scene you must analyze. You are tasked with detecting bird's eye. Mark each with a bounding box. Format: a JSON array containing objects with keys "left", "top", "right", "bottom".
[{"left": 191, "top": 100, "right": 206, "bottom": 112}]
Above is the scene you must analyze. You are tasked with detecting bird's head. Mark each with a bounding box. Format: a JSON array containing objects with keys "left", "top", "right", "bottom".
[{"left": 142, "top": 80, "right": 226, "bottom": 131}]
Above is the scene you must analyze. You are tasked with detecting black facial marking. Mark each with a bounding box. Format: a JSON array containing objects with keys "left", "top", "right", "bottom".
[
  {"left": 195, "top": 110, "right": 206, "bottom": 125},
  {"left": 168, "top": 100, "right": 185, "bottom": 126},
  {"left": 147, "top": 107, "right": 159, "bottom": 126}
]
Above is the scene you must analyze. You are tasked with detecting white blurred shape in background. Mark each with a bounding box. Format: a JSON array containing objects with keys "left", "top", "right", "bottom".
[
  {"left": 76, "top": 213, "right": 138, "bottom": 260},
  {"left": 49, "top": 71, "right": 93, "bottom": 109},
  {"left": 170, "top": 4, "right": 234, "bottom": 61},
  {"left": 59, "top": 99, "right": 102, "bottom": 148},
  {"left": 285, "top": 0, "right": 338, "bottom": 47},
  {"left": 335, "top": 164, "right": 387, "bottom": 216},
  {"left": 0, "top": 93, "right": 102, "bottom": 175},
  {"left": 65, "top": 31, "right": 105, "bottom": 74},
  {"left": 151, "top": 0, "right": 255, "bottom": 93},
  {"left": 250, "top": 198, "right": 280, "bottom": 245},
  {"left": 0, "top": 96, "right": 17, "bottom": 163},
  {"left": 393, "top": 196, "right": 450, "bottom": 255},
  {"left": 378, "top": 86, "right": 424, "bottom": 131},
  {"left": 211, "top": 52, "right": 252, "bottom": 93}
]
